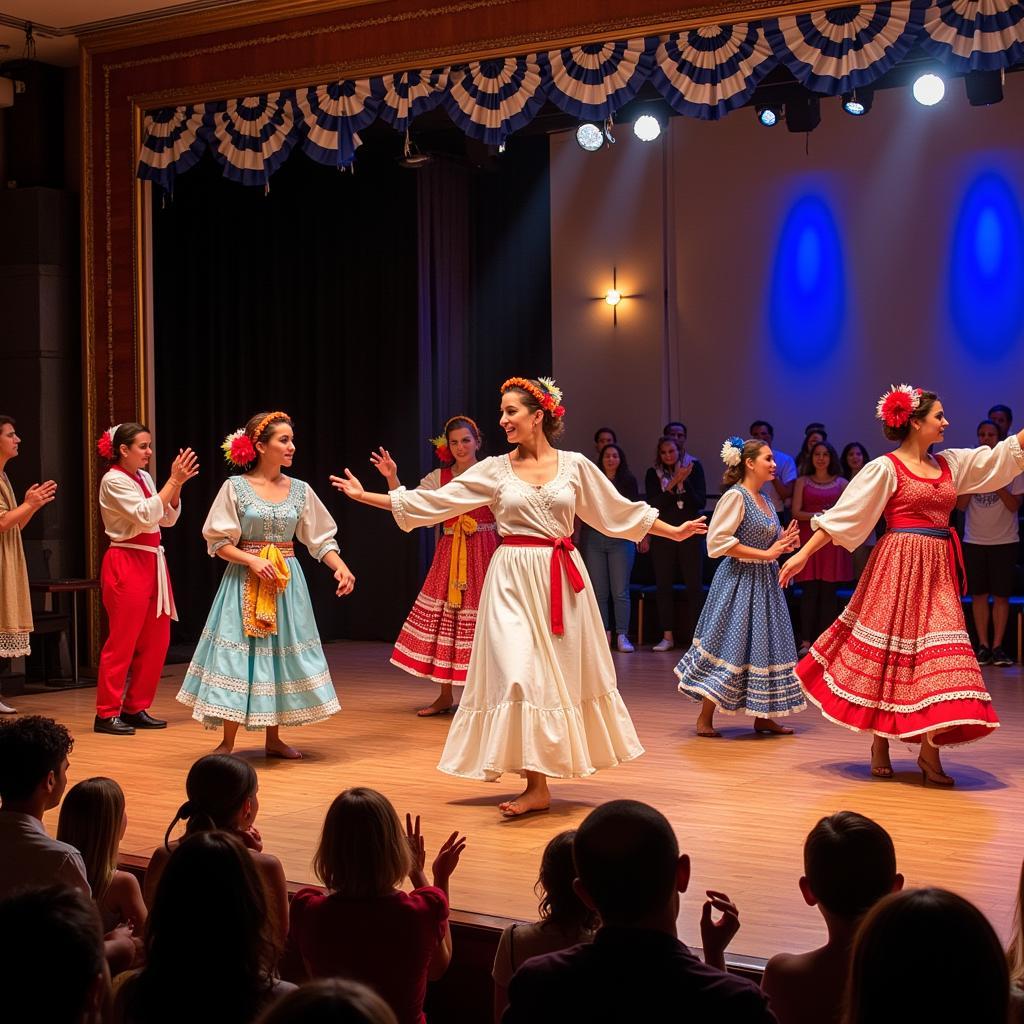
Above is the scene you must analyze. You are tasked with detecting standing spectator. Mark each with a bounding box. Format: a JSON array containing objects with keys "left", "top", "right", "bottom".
[
  {"left": 989, "top": 404, "right": 1014, "bottom": 440},
  {"left": 791, "top": 443, "right": 852, "bottom": 655},
  {"left": 840, "top": 443, "right": 879, "bottom": 578},
  {"left": 762, "top": 812, "right": 903, "bottom": 1024},
  {"left": 804, "top": 423, "right": 828, "bottom": 443},
  {"left": 0, "top": 414, "right": 58, "bottom": 713},
  {"left": 796, "top": 428, "right": 827, "bottom": 477},
  {"left": 492, "top": 830, "right": 598, "bottom": 1022},
  {"left": 0, "top": 885, "right": 108, "bottom": 1024},
  {"left": 957, "top": 419, "right": 1024, "bottom": 667},
  {"left": 584, "top": 444, "right": 643, "bottom": 652},
  {"left": 645, "top": 434, "right": 707, "bottom": 651},
  {"left": 663, "top": 422, "right": 688, "bottom": 448},
  {"left": 750, "top": 421, "right": 796, "bottom": 514},
  {"left": 503, "top": 799, "right": 774, "bottom": 1023},
  {"left": 0, "top": 715, "right": 89, "bottom": 898},
  {"left": 593, "top": 427, "right": 617, "bottom": 459}
]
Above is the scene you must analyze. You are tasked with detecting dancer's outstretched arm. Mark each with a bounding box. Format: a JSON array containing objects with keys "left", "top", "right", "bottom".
[{"left": 330, "top": 469, "right": 392, "bottom": 510}]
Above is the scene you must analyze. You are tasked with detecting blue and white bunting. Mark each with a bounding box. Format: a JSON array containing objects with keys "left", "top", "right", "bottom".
[
  {"left": 377, "top": 69, "right": 448, "bottom": 132},
  {"left": 764, "top": 2, "right": 927, "bottom": 95},
  {"left": 296, "top": 79, "right": 384, "bottom": 168},
  {"left": 444, "top": 56, "right": 550, "bottom": 146},
  {"left": 203, "top": 93, "right": 300, "bottom": 187},
  {"left": 136, "top": 106, "right": 206, "bottom": 192},
  {"left": 547, "top": 39, "right": 654, "bottom": 120},
  {"left": 920, "top": 0, "right": 1024, "bottom": 70},
  {"left": 651, "top": 25, "right": 775, "bottom": 120}
]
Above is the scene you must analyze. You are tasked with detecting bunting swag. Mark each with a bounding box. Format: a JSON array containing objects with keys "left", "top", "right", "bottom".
[
  {"left": 651, "top": 25, "right": 775, "bottom": 120},
  {"left": 297, "top": 80, "right": 383, "bottom": 168},
  {"left": 203, "top": 93, "right": 299, "bottom": 187},
  {"left": 378, "top": 68, "right": 448, "bottom": 132},
  {"left": 920, "top": 0, "right": 1024, "bottom": 70},
  {"left": 444, "top": 56, "right": 550, "bottom": 145},
  {"left": 136, "top": 0, "right": 1024, "bottom": 189},
  {"left": 764, "top": 1, "right": 928, "bottom": 94},
  {"left": 547, "top": 39, "right": 654, "bottom": 119},
  {"left": 137, "top": 106, "right": 206, "bottom": 193}
]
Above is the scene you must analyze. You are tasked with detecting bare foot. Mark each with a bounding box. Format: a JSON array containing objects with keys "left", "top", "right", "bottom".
[
  {"left": 211, "top": 741, "right": 234, "bottom": 755},
  {"left": 754, "top": 717, "right": 794, "bottom": 735},
  {"left": 696, "top": 717, "right": 721, "bottom": 738},
  {"left": 417, "top": 697, "right": 454, "bottom": 718},
  {"left": 499, "top": 789, "right": 551, "bottom": 818},
  {"left": 265, "top": 740, "right": 302, "bottom": 760}
]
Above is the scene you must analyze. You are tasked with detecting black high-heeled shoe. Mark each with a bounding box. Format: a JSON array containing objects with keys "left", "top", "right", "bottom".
[{"left": 917, "top": 752, "right": 954, "bottom": 786}]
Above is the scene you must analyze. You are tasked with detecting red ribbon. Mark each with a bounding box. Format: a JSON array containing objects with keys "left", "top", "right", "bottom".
[{"left": 503, "top": 535, "right": 586, "bottom": 635}]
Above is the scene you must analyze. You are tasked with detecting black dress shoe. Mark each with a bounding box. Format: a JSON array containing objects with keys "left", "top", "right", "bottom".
[
  {"left": 120, "top": 710, "right": 167, "bottom": 730},
  {"left": 94, "top": 715, "right": 135, "bottom": 735}
]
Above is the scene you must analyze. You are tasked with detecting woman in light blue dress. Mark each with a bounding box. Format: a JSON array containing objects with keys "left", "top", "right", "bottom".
[
  {"left": 674, "top": 437, "right": 805, "bottom": 738},
  {"left": 176, "top": 411, "right": 355, "bottom": 759}
]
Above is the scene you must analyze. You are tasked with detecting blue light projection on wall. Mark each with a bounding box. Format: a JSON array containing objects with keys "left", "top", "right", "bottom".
[
  {"left": 768, "top": 194, "right": 846, "bottom": 364},
  {"left": 949, "top": 171, "right": 1024, "bottom": 360}
]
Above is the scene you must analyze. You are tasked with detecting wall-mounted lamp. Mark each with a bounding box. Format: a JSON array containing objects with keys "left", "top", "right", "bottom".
[{"left": 604, "top": 267, "right": 623, "bottom": 325}]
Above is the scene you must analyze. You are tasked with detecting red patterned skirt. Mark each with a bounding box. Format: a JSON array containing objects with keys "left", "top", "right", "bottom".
[
  {"left": 391, "top": 528, "right": 500, "bottom": 684},
  {"left": 798, "top": 532, "right": 999, "bottom": 746}
]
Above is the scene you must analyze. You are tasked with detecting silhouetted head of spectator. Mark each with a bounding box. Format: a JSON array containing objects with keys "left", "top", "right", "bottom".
[
  {"left": 801, "top": 811, "right": 902, "bottom": 923},
  {"left": 988, "top": 404, "right": 1012, "bottom": 439},
  {"left": 663, "top": 422, "right": 687, "bottom": 447},
  {"left": 845, "top": 888, "right": 1009, "bottom": 1024},
  {"left": 977, "top": 419, "right": 1000, "bottom": 449},
  {"left": 536, "top": 829, "right": 599, "bottom": 933},
  {"left": 0, "top": 716, "right": 74, "bottom": 813},
  {"left": 804, "top": 422, "right": 828, "bottom": 441},
  {"left": 573, "top": 800, "right": 688, "bottom": 929},
  {"left": 255, "top": 979, "right": 398, "bottom": 1024},
  {"left": 593, "top": 427, "right": 617, "bottom": 456},
  {"left": 0, "top": 885, "right": 106, "bottom": 1024},
  {"left": 749, "top": 421, "right": 774, "bottom": 444}
]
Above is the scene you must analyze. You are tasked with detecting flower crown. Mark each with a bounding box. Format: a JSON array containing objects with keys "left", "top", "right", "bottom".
[
  {"left": 500, "top": 376, "right": 566, "bottom": 418},
  {"left": 875, "top": 385, "right": 922, "bottom": 429},
  {"left": 429, "top": 415, "right": 481, "bottom": 464},
  {"left": 96, "top": 424, "right": 122, "bottom": 461},
  {"left": 720, "top": 435, "right": 745, "bottom": 468},
  {"left": 221, "top": 411, "right": 290, "bottom": 468}
]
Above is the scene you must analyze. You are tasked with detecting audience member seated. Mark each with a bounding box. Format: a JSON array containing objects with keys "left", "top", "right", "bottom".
[
  {"left": 256, "top": 980, "right": 399, "bottom": 1024},
  {"left": 0, "top": 884, "right": 108, "bottom": 1024},
  {"left": 583, "top": 444, "right": 643, "bottom": 653},
  {"left": 113, "top": 830, "right": 294, "bottom": 1024},
  {"left": 58, "top": 777, "right": 148, "bottom": 942},
  {"left": 839, "top": 443, "right": 878, "bottom": 578},
  {"left": 750, "top": 421, "right": 796, "bottom": 515},
  {"left": 492, "top": 829, "right": 598, "bottom": 1022},
  {"left": 145, "top": 753, "right": 289, "bottom": 945},
  {"left": 989, "top": 404, "right": 1014, "bottom": 441},
  {"left": 845, "top": 887, "right": 1009, "bottom": 1024},
  {"left": 645, "top": 434, "right": 706, "bottom": 652},
  {"left": 593, "top": 426, "right": 617, "bottom": 459},
  {"left": 0, "top": 715, "right": 89, "bottom": 898},
  {"left": 288, "top": 788, "right": 466, "bottom": 1024},
  {"left": 761, "top": 811, "right": 902, "bottom": 1024},
  {"left": 957, "top": 418, "right": 1024, "bottom": 668},
  {"left": 503, "top": 799, "right": 774, "bottom": 1023},
  {"left": 1010, "top": 858, "right": 1024, "bottom": 1023}
]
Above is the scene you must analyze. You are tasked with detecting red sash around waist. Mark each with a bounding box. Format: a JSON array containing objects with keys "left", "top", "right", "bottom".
[{"left": 502, "top": 535, "right": 585, "bottom": 635}]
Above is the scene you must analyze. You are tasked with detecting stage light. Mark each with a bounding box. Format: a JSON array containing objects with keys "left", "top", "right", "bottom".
[
  {"left": 786, "top": 94, "right": 820, "bottom": 134},
  {"left": 756, "top": 104, "right": 782, "bottom": 127},
  {"left": 633, "top": 114, "right": 662, "bottom": 142},
  {"left": 605, "top": 288, "right": 622, "bottom": 306},
  {"left": 965, "top": 69, "right": 1003, "bottom": 106},
  {"left": 841, "top": 88, "right": 873, "bottom": 116},
  {"left": 576, "top": 122, "right": 604, "bottom": 152},
  {"left": 913, "top": 73, "right": 945, "bottom": 106}
]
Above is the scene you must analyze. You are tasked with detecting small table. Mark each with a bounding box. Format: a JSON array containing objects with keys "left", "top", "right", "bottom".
[{"left": 29, "top": 579, "right": 100, "bottom": 686}]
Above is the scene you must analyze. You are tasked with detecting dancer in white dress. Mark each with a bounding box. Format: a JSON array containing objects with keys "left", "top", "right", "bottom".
[{"left": 332, "top": 377, "right": 706, "bottom": 816}]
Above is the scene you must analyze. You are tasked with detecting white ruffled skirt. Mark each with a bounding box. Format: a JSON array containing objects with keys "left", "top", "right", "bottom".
[{"left": 438, "top": 543, "right": 644, "bottom": 781}]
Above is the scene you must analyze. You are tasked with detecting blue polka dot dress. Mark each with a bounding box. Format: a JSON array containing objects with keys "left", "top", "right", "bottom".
[{"left": 674, "top": 485, "right": 805, "bottom": 717}]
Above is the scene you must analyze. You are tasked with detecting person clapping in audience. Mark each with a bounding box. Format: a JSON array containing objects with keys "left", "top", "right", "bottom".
[
  {"left": 503, "top": 799, "right": 774, "bottom": 1022},
  {"left": 288, "top": 788, "right": 466, "bottom": 1024},
  {"left": 762, "top": 812, "right": 902, "bottom": 1024}
]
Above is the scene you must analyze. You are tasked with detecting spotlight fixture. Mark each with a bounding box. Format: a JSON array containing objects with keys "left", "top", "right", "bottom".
[
  {"left": 841, "top": 88, "right": 874, "bottom": 116},
  {"left": 604, "top": 266, "right": 624, "bottom": 325},
  {"left": 913, "top": 73, "right": 945, "bottom": 106},
  {"left": 756, "top": 103, "right": 782, "bottom": 127},
  {"left": 576, "top": 122, "right": 604, "bottom": 152},
  {"left": 786, "top": 94, "right": 821, "bottom": 134},
  {"left": 965, "top": 69, "right": 1004, "bottom": 106},
  {"left": 633, "top": 113, "right": 662, "bottom": 142}
]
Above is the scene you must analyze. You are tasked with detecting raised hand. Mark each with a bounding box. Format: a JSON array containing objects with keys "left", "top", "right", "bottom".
[
  {"left": 700, "top": 889, "right": 740, "bottom": 969},
  {"left": 405, "top": 813, "right": 426, "bottom": 874},
  {"left": 334, "top": 563, "right": 355, "bottom": 597},
  {"left": 170, "top": 448, "right": 200, "bottom": 486},
  {"left": 431, "top": 830, "right": 467, "bottom": 884},
  {"left": 329, "top": 469, "right": 364, "bottom": 501},
  {"left": 24, "top": 480, "right": 57, "bottom": 509},
  {"left": 369, "top": 447, "right": 397, "bottom": 480}
]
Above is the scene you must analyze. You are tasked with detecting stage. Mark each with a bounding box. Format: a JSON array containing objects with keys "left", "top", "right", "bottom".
[{"left": 19, "top": 640, "right": 1024, "bottom": 962}]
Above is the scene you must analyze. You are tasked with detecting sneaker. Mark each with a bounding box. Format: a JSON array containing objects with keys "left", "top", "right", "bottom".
[
  {"left": 991, "top": 646, "right": 1014, "bottom": 667},
  {"left": 616, "top": 634, "right": 635, "bottom": 654},
  {"left": 975, "top": 646, "right": 993, "bottom": 666},
  {"left": 0, "top": 700, "right": 16, "bottom": 715},
  {"left": 651, "top": 638, "right": 674, "bottom": 652}
]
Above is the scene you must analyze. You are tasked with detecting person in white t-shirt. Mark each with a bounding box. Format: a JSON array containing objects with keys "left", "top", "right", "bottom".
[
  {"left": 750, "top": 421, "right": 796, "bottom": 515},
  {"left": 957, "top": 419, "right": 1024, "bottom": 667}
]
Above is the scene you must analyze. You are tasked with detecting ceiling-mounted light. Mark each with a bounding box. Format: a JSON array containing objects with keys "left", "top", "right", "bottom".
[
  {"left": 841, "top": 88, "right": 874, "bottom": 116},
  {"left": 576, "top": 122, "right": 604, "bottom": 152},
  {"left": 965, "top": 69, "right": 1003, "bottom": 106},
  {"left": 633, "top": 113, "right": 662, "bottom": 142},
  {"left": 756, "top": 104, "right": 783, "bottom": 127},
  {"left": 913, "top": 73, "right": 945, "bottom": 106}
]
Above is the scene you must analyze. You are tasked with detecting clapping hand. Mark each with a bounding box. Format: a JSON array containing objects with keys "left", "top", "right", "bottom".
[
  {"left": 170, "top": 448, "right": 200, "bottom": 486},
  {"left": 369, "top": 447, "right": 397, "bottom": 480},
  {"left": 431, "top": 830, "right": 468, "bottom": 885},
  {"left": 700, "top": 890, "right": 740, "bottom": 970},
  {"left": 670, "top": 463, "right": 694, "bottom": 488},
  {"left": 329, "top": 469, "right": 364, "bottom": 501},
  {"left": 406, "top": 813, "right": 427, "bottom": 874},
  {"left": 24, "top": 480, "right": 57, "bottom": 508},
  {"left": 768, "top": 520, "right": 801, "bottom": 561}
]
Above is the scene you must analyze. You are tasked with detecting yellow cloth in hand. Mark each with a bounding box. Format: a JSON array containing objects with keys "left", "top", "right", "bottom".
[
  {"left": 447, "top": 514, "right": 478, "bottom": 608},
  {"left": 242, "top": 543, "right": 291, "bottom": 638}
]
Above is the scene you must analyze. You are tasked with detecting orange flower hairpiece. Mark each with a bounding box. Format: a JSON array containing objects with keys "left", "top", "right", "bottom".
[
  {"left": 251, "top": 411, "right": 290, "bottom": 442},
  {"left": 444, "top": 414, "right": 480, "bottom": 436},
  {"left": 500, "top": 377, "right": 566, "bottom": 418}
]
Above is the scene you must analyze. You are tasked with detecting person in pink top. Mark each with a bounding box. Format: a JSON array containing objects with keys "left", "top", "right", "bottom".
[{"left": 289, "top": 788, "right": 466, "bottom": 1024}]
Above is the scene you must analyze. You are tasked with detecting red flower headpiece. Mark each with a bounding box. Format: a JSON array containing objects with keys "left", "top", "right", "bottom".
[
  {"left": 875, "top": 384, "right": 922, "bottom": 428},
  {"left": 429, "top": 433, "right": 455, "bottom": 464},
  {"left": 500, "top": 376, "right": 566, "bottom": 418},
  {"left": 221, "top": 429, "right": 257, "bottom": 468},
  {"left": 96, "top": 424, "right": 120, "bottom": 461}
]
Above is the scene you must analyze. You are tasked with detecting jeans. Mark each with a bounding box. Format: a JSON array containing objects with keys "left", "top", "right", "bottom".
[{"left": 583, "top": 532, "right": 636, "bottom": 633}]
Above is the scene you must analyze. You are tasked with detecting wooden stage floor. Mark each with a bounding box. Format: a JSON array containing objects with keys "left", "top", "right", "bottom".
[{"left": 17, "top": 641, "right": 1024, "bottom": 962}]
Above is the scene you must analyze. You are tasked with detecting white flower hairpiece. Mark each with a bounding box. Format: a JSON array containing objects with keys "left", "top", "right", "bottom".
[{"left": 720, "top": 436, "right": 744, "bottom": 467}]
